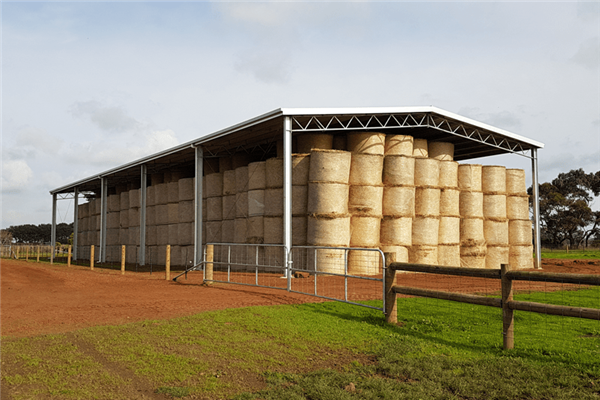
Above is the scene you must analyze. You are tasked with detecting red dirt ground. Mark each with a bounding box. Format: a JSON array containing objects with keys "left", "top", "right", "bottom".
[{"left": 2, "top": 258, "right": 599, "bottom": 338}]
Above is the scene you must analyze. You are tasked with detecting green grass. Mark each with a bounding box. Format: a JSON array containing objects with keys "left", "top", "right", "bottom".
[
  {"left": 2, "top": 288, "right": 599, "bottom": 399},
  {"left": 541, "top": 249, "right": 600, "bottom": 259}
]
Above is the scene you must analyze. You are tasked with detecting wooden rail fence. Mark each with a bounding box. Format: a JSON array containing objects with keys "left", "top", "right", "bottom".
[{"left": 384, "top": 253, "right": 600, "bottom": 350}]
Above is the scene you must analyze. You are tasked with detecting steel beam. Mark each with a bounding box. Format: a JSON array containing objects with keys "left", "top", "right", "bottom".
[
  {"left": 283, "top": 116, "right": 292, "bottom": 283},
  {"left": 194, "top": 146, "right": 204, "bottom": 266},
  {"left": 99, "top": 177, "right": 108, "bottom": 263},
  {"left": 139, "top": 165, "right": 147, "bottom": 265},
  {"left": 531, "top": 148, "right": 542, "bottom": 269},
  {"left": 73, "top": 187, "right": 79, "bottom": 260}
]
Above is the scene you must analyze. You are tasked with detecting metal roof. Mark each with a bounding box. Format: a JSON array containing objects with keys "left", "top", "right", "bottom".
[{"left": 50, "top": 106, "right": 544, "bottom": 195}]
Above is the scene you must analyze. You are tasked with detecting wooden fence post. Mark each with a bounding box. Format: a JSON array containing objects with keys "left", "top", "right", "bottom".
[
  {"left": 90, "top": 245, "right": 95, "bottom": 270},
  {"left": 385, "top": 252, "right": 398, "bottom": 324},
  {"left": 121, "top": 245, "right": 126, "bottom": 275},
  {"left": 25, "top": 246, "right": 29, "bottom": 261},
  {"left": 68, "top": 245, "right": 72, "bottom": 267},
  {"left": 16, "top": 246, "right": 19, "bottom": 260},
  {"left": 165, "top": 245, "right": 171, "bottom": 280},
  {"left": 501, "top": 263, "right": 514, "bottom": 350},
  {"left": 205, "top": 245, "right": 214, "bottom": 284}
]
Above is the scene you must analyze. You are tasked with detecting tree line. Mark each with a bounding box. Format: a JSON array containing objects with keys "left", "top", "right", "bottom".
[{"left": 1, "top": 223, "right": 73, "bottom": 245}]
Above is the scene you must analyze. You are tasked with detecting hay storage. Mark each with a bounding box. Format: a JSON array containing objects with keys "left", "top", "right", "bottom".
[
  {"left": 233, "top": 218, "right": 247, "bottom": 243},
  {"left": 429, "top": 142, "right": 454, "bottom": 161},
  {"left": 509, "top": 220, "right": 532, "bottom": 245},
  {"left": 292, "top": 153, "right": 311, "bottom": 185},
  {"left": 382, "top": 186, "right": 415, "bottom": 217},
  {"left": 507, "top": 195, "right": 530, "bottom": 220},
  {"left": 460, "top": 254, "right": 486, "bottom": 269},
  {"left": 486, "top": 245, "right": 509, "bottom": 269},
  {"left": 439, "top": 161, "right": 459, "bottom": 188},
  {"left": 223, "top": 170, "right": 236, "bottom": 195},
  {"left": 482, "top": 166, "right": 506, "bottom": 194},
  {"left": 415, "top": 187, "right": 441, "bottom": 217},
  {"left": 383, "top": 155, "right": 415, "bottom": 186},
  {"left": 460, "top": 218, "right": 485, "bottom": 241},
  {"left": 248, "top": 190, "right": 265, "bottom": 216},
  {"left": 248, "top": 161, "right": 266, "bottom": 190},
  {"left": 380, "top": 245, "right": 409, "bottom": 263},
  {"left": 265, "top": 158, "right": 283, "bottom": 188},
  {"left": 349, "top": 185, "right": 384, "bottom": 216},
  {"left": 222, "top": 195, "right": 236, "bottom": 220},
  {"left": 264, "top": 216, "right": 283, "bottom": 244},
  {"left": 506, "top": 169, "right": 527, "bottom": 195},
  {"left": 264, "top": 188, "right": 283, "bottom": 216},
  {"left": 350, "top": 216, "right": 381, "bottom": 247},
  {"left": 292, "top": 185, "right": 308, "bottom": 215},
  {"left": 458, "top": 164, "right": 482, "bottom": 191},
  {"left": 307, "top": 214, "right": 351, "bottom": 247},
  {"left": 235, "top": 192, "right": 248, "bottom": 218},
  {"left": 440, "top": 188, "right": 460, "bottom": 217},
  {"left": 206, "top": 221, "right": 222, "bottom": 243},
  {"left": 412, "top": 217, "right": 440, "bottom": 246},
  {"left": 347, "top": 132, "right": 386, "bottom": 155},
  {"left": 380, "top": 217, "right": 412, "bottom": 246},
  {"left": 459, "top": 191, "right": 484, "bottom": 218},
  {"left": 483, "top": 194, "right": 507, "bottom": 219},
  {"left": 205, "top": 173, "right": 223, "bottom": 197},
  {"left": 221, "top": 219, "right": 235, "bottom": 243},
  {"left": 206, "top": 197, "right": 222, "bottom": 221},
  {"left": 348, "top": 249, "right": 380, "bottom": 275},
  {"left": 438, "top": 244, "right": 460, "bottom": 267},
  {"left": 309, "top": 149, "right": 351, "bottom": 184},
  {"left": 349, "top": 153, "right": 383, "bottom": 185},
  {"left": 297, "top": 133, "right": 333, "bottom": 153},
  {"left": 484, "top": 219, "right": 509, "bottom": 245},
  {"left": 307, "top": 182, "right": 349, "bottom": 215},
  {"left": 167, "top": 182, "right": 179, "bottom": 204},
  {"left": 247, "top": 216, "right": 264, "bottom": 243},
  {"left": 439, "top": 216, "right": 460, "bottom": 245},
  {"left": 414, "top": 158, "right": 440, "bottom": 187},
  {"left": 179, "top": 178, "right": 195, "bottom": 201},
  {"left": 410, "top": 245, "right": 438, "bottom": 264},
  {"left": 312, "top": 248, "right": 347, "bottom": 274},
  {"left": 413, "top": 138, "right": 428, "bottom": 158},
  {"left": 292, "top": 216, "right": 308, "bottom": 245},
  {"left": 385, "top": 135, "right": 413, "bottom": 156},
  {"left": 509, "top": 244, "right": 533, "bottom": 269},
  {"left": 235, "top": 166, "right": 249, "bottom": 193}
]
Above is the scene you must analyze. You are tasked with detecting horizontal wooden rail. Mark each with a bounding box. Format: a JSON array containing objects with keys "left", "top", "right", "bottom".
[
  {"left": 506, "top": 271, "right": 600, "bottom": 286},
  {"left": 390, "top": 262, "right": 501, "bottom": 279},
  {"left": 394, "top": 285, "right": 502, "bottom": 308},
  {"left": 508, "top": 300, "right": 600, "bottom": 320}
]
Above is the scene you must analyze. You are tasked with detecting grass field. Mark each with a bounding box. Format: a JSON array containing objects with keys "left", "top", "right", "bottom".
[
  {"left": 2, "top": 288, "right": 599, "bottom": 399},
  {"left": 541, "top": 249, "right": 600, "bottom": 260}
]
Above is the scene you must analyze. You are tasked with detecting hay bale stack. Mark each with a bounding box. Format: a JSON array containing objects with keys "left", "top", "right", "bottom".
[
  {"left": 381, "top": 245, "right": 409, "bottom": 263},
  {"left": 382, "top": 186, "right": 415, "bottom": 217},
  {"left": 167, "top": 182, "right": 179, "bottom": 204},
  {"left": 248, "top": 190, "right": 265, "bottom": 217},
  {"left": 506, "top": 169, "right": 527, "bottom": 196},
  {"left": 507, "top": 195, "right": 530, "bottom": 220},
  {"left": 439, "top": 161, "right": 459, "bottom": 189},
  {"left": 248, "top": 161, "right": 266, "bottom": 191},
  {"left": 482, "top": 166, "right": 506, "bottom": 194},
  {"left": 221, "top": 219, "right": 235, "bottom": 243},
  {"left": 264, "top": 188, "right": 283, "bottom": 216},
  {"left": 347, "top": 132, "right": 386, "bottom": 155},
  {"left": 349, "top": 153, "right": 384, "bottom": 185},
  {"left": 247, "top": 216, "right": 264, "bottom": 244},
  {"left": 440, "top": 189, "right": 460, "bottom": 217},
  {"left": 383, "top": 156, "right": 415, "bottom": 186},
  {"left": 265, "top": 158, "right": 283, "bottom": 188},
  {"left": 308, "top": 182, "right": 349, "bottom": 215},
  {"left": 108, "top": 194, "right": 120, "bottom": 212},
  {"left": 128, "top": 208, "right": 139, "bottom": 228},
  {"left": 414, "top": 158, "right": 440, "bottom": 187},
  {"left": 223, "top": 171, "right": 236, "bottom": 195},
  {"left": 509, "top": 244, "right": 534, "bottom": 270},
  {"left": 297, "top": 133, "right": 333, "bottom": 153},
  {"left": 413, "top": 138, "right": 428, "bottom": 158},
  {"left": 350, "top": 185, "right": 384, "bottom": 216},
  {"left": 504, "top": 168, "right": 533, "bottom": 269},
  {"left": 458, "top": 164, "right": 482, "bottom": 192},
  {"left": 429, "top": 142, "right": 454, "bottom": 161},
  {"left": 178, "top": 222, "right": 194, "bottom": 246},
  {"left": 309, "top": 149, "right": 351, "bottom": 183},
  {"left": 380, "top": 217, "right": 412, "bottom": 247},
  {"left": 385, "top": 135, "right": 413, "bottom": 156},
  {"left": 222, "top": 195, "right": 236, "bottom": 220},
  {"left": 147, "top": 186, "right": 156, "bottom": 206},
  {"left": 415, "top": 187, "right": 441, "bottom": 217},
  {"left": 155, "top": 183, "right": 169, "bottom": 205}
]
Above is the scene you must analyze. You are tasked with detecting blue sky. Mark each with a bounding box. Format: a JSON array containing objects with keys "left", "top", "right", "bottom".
[{"left": 2, "top": 1, "right": 599, "bottom": 228}]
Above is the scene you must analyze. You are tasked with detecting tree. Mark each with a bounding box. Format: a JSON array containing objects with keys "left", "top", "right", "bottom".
[
  {"left": 7, "top": 223, "right": 73, "bottom": 244},
  {"left": 530, "top": 168, "right": 600, "bottom": 248},
  {"left": 0, "top": 229, "right": 13, "bottom": 245}
]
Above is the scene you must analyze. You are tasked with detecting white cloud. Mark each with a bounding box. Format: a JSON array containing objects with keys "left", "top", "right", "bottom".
[
  {"left": 234, "top": 49, "right": 293, "bottom": 84},
  {"left": 1, "top": 160, "right": 34, "bottom": 194},
  {"left": 571, "top": 37, "right": 600, "bottom": 70},
  {"left": 70, "top": 100, "right": 139, "bottom": 132}
]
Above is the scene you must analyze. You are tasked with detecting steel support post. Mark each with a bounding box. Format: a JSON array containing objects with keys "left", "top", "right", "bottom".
[
  {"left": 51, "top": 193, "right": 57, "bottom": 263},
  {"left": 139, "top": 165, "right": 147, "bottom": 265},
  {"left": 531, "top": 149, "right": 542, "bottom": 269},
  {"left": 73, "top": 187, "right": 79, "bottom": 260},
  {"left": 99, "top": 177, "right": 108, "bottom": 263},
  {"left": 194, "top": 146, "right": 204, "bottom": 266},
  {"left": 283, "top": 116, "right": 292, "bottom": 283}
]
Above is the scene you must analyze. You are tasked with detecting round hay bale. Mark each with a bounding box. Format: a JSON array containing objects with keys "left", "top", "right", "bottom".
[
  {"left": 247, "top": 216, "right": 264, "bottom": 243},
  {"left": 383, "top": 155, "right": 415, "bottom": 186},
  {"left": 129, "top": 189, "right": 140, "bottom": 209},
  {"left": 207, "top": 197, "right": 223, "bottom": 221},
  {"left": 349, "top": 185, "right": 384, "bottom": 216},
  {"left": 461, "top": 218, "right": 485, "bottom": 242},
  {"left": 107, "top": 212, "right": 120, "bottom": 229},
  {"left": 146, "top": 206, "right": 156, "bottom": 226},
  {"left": 415, "top": 187, "right": 441, "bottom": 217},
  {"left": 108, "top": 194, "right": 120, "bottom": 212},
  {"left": 506, "top": 169, "right": 527, "bottom": 195},
  {"left": 458, "top": 164, "right": 482, "bottom": 191},
  {"left": 292, "top": 153, "right": 311, "bottom": 185},
  {"left": 297, "top": 133, "right": 333, "bottom": 153},
  {"left": 348, "top": 249, "right": 381, "bottom": 275},
  {"left": 308, "top": 149, "right": 351, "bottom": 184},
  {"left": 223, "top": 170, "right": 236, "bottom": 195},
  {"left": 414, "top": 158, "right": 440, "bottom": 187},
  {"left": 509, "top": 244, "right": 534, "bottom": 270},
  {"left": 412, "top": 138, "right": 428, "bottom": 158},
  {"left": 167, "top": 203, "right": 179, "bottom": 225},
  {"left": 484, "top": 219, "right": 509, "bottom": 245},
  {"left": 178, "top": 178, "right": 195, "bottom": 201},
  {"left": 156, "top": 204, "right": 169, "bottom": 225},
  {"left": 264, "top": 216, "right": 283, "bottom": 244},
  {"left": 459, "top": 191, "right": 484, "bottom": 218},
  {"left": 120, "top": 191, "right": 130, "bottom": 210},
  {"left": 350, "top": 216, "right": 381, "bottom": 247},
  {"left": 292, "top": 185, "right": 308, "bottom": 216},
  {"left": 409, "top": 245, "right": 438, "bottom": 265},
  {"left": 221, "top": 219, "right": 235, "bottom": 243},
  {"left": 154, "top": 184, "right": 169, "bottom": 205},
  {"left": 234, "top": 218, "right": 247, "bottom": 243},
  {"left": 235, "top": 192, "right": 248, "bottom": 218},
  {"left": 248, "top": 161, "right": 266, "bottom": 190},
  {"left": 146, "top": 226, "right": 157, "bottom": 246},
  {"left": 412, "top": 217, "right": 440, "bottom": 246},
  {"left": 313, "top": 248, "right": 347, "bottom": 274},
  {"left": 506, "top": 195, "right": 530, "bottom": 220},
  {"left": 293, "top": 216, "right": 307, "bottom": 245},
  {"left": 349, "top": 153, "right": 384, "bottom": 185},
  {"left": 202, "top": 199, "right": 207, "bottom": 222},
  {"left": 440, "top": 188, "right": 460, "bottom": 217},
  {"left": 460, "top": 239, "right": 487, "bottom": 256},
  {"left": 382, "top": 186, "right": 415, "bottom": 217},
  {"left": 147, "top": 186, "right": 156, "bottom": 206},
  {"left": 438, "top": 244, "right": 460, "bottom": 267},
  {"left": 380, "top": 245, "right": 409, "bottom": 263},
  {"left": 264, "top": 188, "right": 283, "bottom": 216},
  {"left": 265, "top": 158, "right": 283, "bottom": 188},
  {"left": 219, "top": 156, "right": 233, "bottom": 172},
  {"left": 178, "top": 200, "right": 193, "bottom": 223},
  {"left": 235, "top": 166, "right": 249, "bottom": 193},
  {"left": 439, "top": 161, "right": 459, "bottom": 188},
  {"left": 483, "top": 194, "right": 507, "bottom": 219},
  {"left": 460, "top": 255, "right": 486, "bottom": 269},
  {"left": 385, "top": 134, "right": 413, "bottom": 156},
  {"left": 222, "top": 195, "right": 236, "bottom": 220},
  {"left": 206, "top": 221, "right": 222, "bottom": 243},
  {"left": 167, "top": 182, "right": 179, "bottom": 203},
  {"left": 248, "top": 189, "right": 265, "bottom": 216},
  {"left": 380, "top": 216, "right": 412, "bottom": 246},
  {"left": 79, "top": 203, "right": 90, "bottom": 218},
  {"left": 178, "top": 222, "right": 194, "bottom": 246},
  {"left": 482, "top": 166, "right": 507, "bottom": 194},
  {"left": 167, "top": 224, "right": 179, "bottom": 246},
  {"left": 429, "top": 142, "right": 454, "bottom": 161},
  {"left": 439, "top": 216, "right": 460, "bottom": 245},
  {"left": 486, "top": 245, "right": 509, "bottom": 269},
  {"left": 509, "top": 219, "right": 532, "bottom": 245},
  {"left": 307, "top": 214, "right": 351, "bottom": 246},
  {"left": 307, "top": 182, "right": 349, "bottom": 215},
  {"left": 205, "top": 173, "right": 223, "bottom": 198},
  {"left": 347, "top": 132, "right": 386, "bottom": 155}
]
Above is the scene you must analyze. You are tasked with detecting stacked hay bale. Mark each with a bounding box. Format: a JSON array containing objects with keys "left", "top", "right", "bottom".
[
  {"left": 483, "top": 166, "right": 509, "bottom": 269},
  {"left": 297, "top": 133, "right": 333, "bottom": 153},
  {"left": 437, "top": 156, "right": 461, "bottom": 267},
  {"left": 205, "top": 172, "right": 224, "bottom": 255},
  {"left": 178, "top": 178, "right": 195, "bottom": 264},
  {"left": 507, "top": 169, "right": 534, "bottom": 269},
  {"left": 291, "top": 154, "right": 310, "bottom": 249},
  {"left": 233, "top": 165, "right": 249, "bottom": 262},
  {"left": 154, "top": 180, "right": 170, "bottom": 265},
  {"left": 347, "top": 132, "right": 385, "bottom": 275},
  {"left": 411, "top": 155, "right": 441, "bottom": 265},
  {"left": 307, "top": 149, "right": 352, "bottom": 273},
  {"left": 106, "top": 193, "right": 121, "bottom": 262},
  {"left": 126, "top": 188, "right": 140, "bottom": 264},
  {"left": 221, "top": 170, "right": 236, "bottom": 245},
  {"left": 88, "top": 199, "right": 100, "bottom": 250},
  {"left": 166, "top": 177, "right": 182, "bottom": 266},
  {"left": 458, "top": 164, "right": 486, "bottom": 268},
  {"left": 247, "top": 161, "right": 266, "bottom": 265},
  {"left": 264, "top": 157, "right": 284, "bottom": 265},
  {"left": 381, "top": 135, "right": 414, "bottom": 264},
  {"left": 77, "top": 202, "right": 90, "bottom": 256}
]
